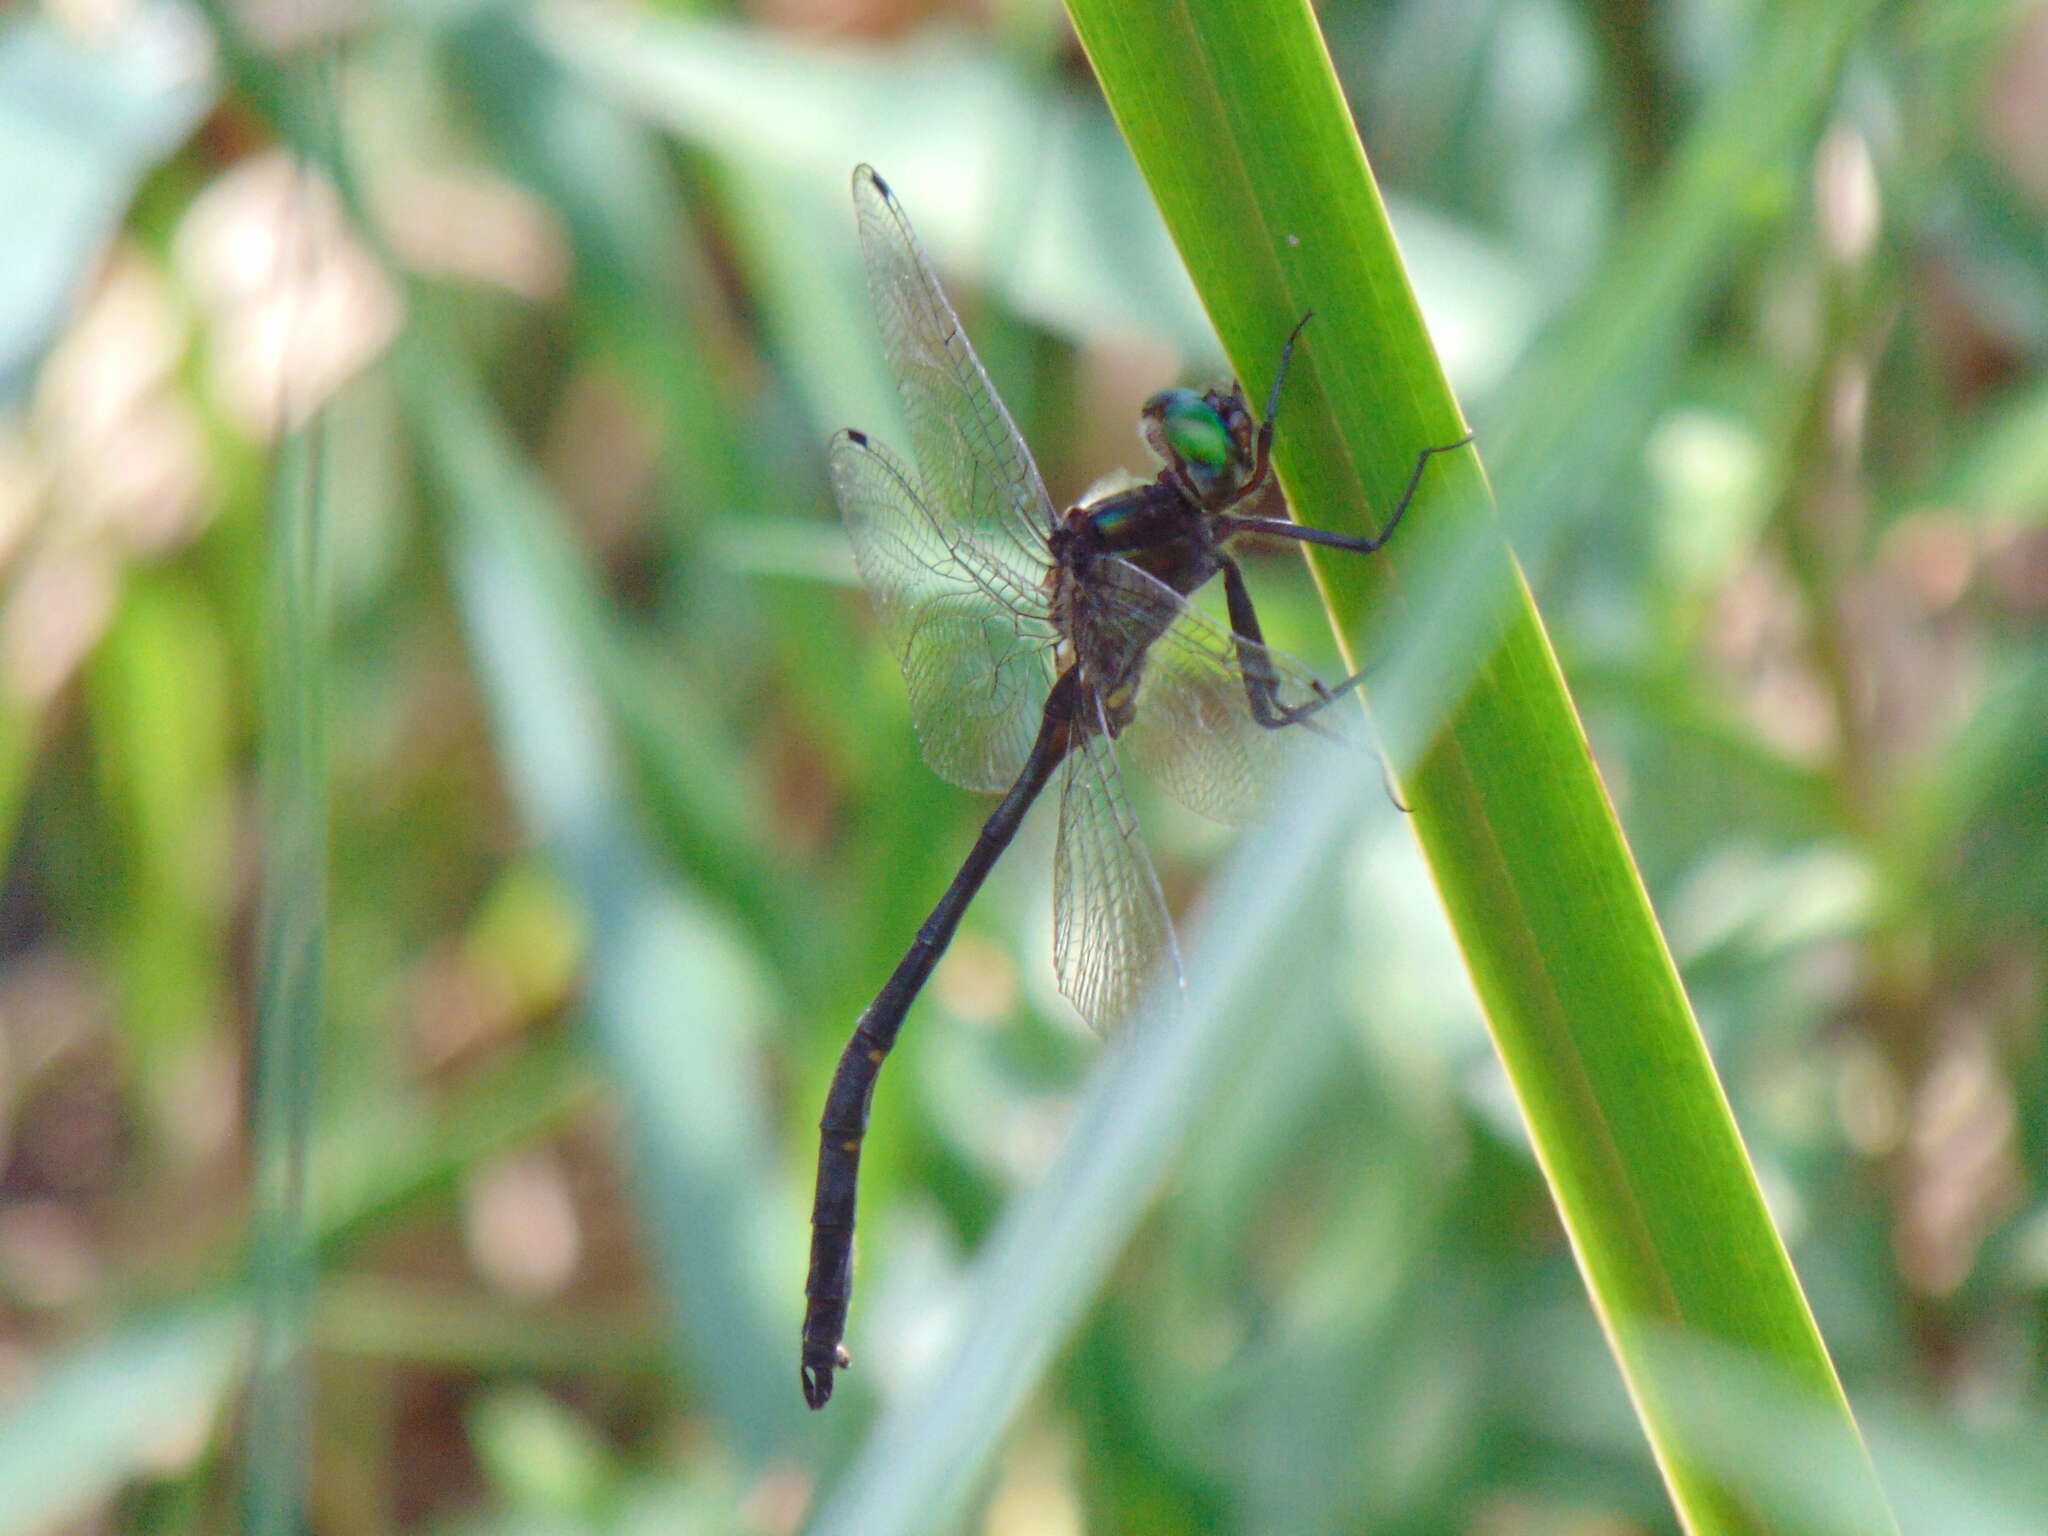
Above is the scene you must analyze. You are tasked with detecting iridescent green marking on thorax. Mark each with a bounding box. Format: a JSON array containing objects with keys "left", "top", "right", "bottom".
[{"left": 1090, "top": 502, "right": 1138, "bottom": 543}]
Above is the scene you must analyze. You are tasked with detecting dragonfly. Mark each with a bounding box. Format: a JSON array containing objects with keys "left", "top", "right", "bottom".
[{"left": 803, "top": 165, "right": 1469, "bottom": 1409}]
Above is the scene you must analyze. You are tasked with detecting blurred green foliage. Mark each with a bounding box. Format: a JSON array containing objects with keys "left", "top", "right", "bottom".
[{"left": 0, "top": 0, "right": 2043, "bottom": 1533}]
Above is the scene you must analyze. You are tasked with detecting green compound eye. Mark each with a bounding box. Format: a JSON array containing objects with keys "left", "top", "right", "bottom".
[{"left": 1155, "top": 391, "right": 1230, "bottom": 469}]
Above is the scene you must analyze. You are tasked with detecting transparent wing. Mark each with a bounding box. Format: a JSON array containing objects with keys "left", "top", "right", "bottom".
[
  {"left": 1052, "top": 697, "right": 1182, "bottom": 1035},
  {"left": 1091, "top": 559, "right": 1353, "bottom": 827},
  {"left": 831, "top": 429, "right": 1058, "bottom": 793},
  {"left": 851, "top": 164, "right": 1056, "bottom": 577}
]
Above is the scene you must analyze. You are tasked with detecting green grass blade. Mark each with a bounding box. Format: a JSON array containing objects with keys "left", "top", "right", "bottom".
[
  {"left": 243, "top": 389, "right": 329, "bottom": 1536},
  {"left": 1061, "top": 3, "right": 1897, "bottom": 1531}
]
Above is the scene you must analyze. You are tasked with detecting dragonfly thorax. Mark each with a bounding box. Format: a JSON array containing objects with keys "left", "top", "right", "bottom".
[{"left": 1046, "top": 490, "right": 1227, "bottom": 740}]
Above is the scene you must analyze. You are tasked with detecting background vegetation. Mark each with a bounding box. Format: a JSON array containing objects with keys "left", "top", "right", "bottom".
[{"left": 0, "top": 0, "right": 2043, "bottom": 1532}]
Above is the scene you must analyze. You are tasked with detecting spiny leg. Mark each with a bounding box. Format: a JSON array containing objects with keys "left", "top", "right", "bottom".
[
  {"left": 1216, "top": 433, "right": 1476, "bottom": 753},
  {"left": 1226, "top": 433, "right": 1474, "bottom": 558},
  {"left": 1260, "top": 311, "right": 1315, "bottom": 426},
  {"left": 1218, "top": 554, "right": 1414, "bottom": 807},
  {"left": 1243, "top": 311, "right": 1315, "bottom": 499},
  {"left": 1218, "top": 555, "right": 1357, "bottom": 736}
]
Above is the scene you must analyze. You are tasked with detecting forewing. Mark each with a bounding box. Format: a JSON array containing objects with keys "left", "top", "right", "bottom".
[
  {"left": 831, "top": 429, "right": 1057, "bottom": 793},
  {"left": 1095, "top": 560, "right": 1352, "bottom": 826},
  {"left": 851, "top": 165, "right": 1056, "bottom": 576},
  {"left": 1052, "top": 698, "right": 1182, "bottom": 1034}
]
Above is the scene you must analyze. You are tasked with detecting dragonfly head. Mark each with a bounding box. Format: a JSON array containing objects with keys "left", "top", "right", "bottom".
[{"left": 1142, "top": 386, "right": 1257, "bottom": 501}]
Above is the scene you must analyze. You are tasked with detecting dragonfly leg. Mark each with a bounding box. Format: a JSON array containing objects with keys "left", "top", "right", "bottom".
[
  {"left": 1260, "top": 311, "right": 1315, "bottom": 430},
  {"left": 1218, "top": 555, "right": 1358, "bottom": 737},
  {"left": 1220, "top": 556, "right": 1415, "bottom": 806},
  {"left": 802, "top": 670, "right": 1080, "bottom": 1409},
  {"left": 1226, "top": 433, "right": 1474, "bottom": 556},
  {"left": 1245, "top": 312, "right": 1315, "bottom": 499}
]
